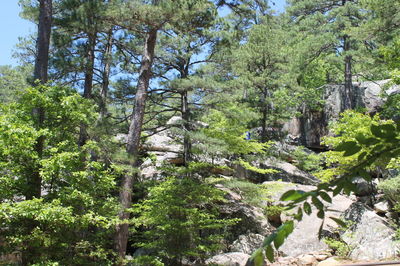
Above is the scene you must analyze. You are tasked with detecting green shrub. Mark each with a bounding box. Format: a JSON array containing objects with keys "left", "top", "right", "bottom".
[
  {"left": 215, "top": 179, "right": 284, "bottom": 208},
  {"left": 323, "top": 238, "right": 352, "bottom": 258},
  {"left": 291, "top": 147, "right": 323, "bottom": 173},
  {"left": 129, "top": 255, "right": 164, "bottom": 266},
  {"left": 132, "top": 177, "right": 238, "bottom": 265}
]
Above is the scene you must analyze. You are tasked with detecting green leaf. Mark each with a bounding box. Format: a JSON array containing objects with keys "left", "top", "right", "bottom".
[
  {"left": 343, "top": 144, "right": 362, "bottom": 157},
  {"left": 303, "top": 202, "right": 312, "bottom": 215},
  {"left": 262, "top": 232, "right": 277, "bottom": 248},
  {"left": 318, "top": 221, "right": 324, "bottom": 240},
  {"left": 363, "top": 137, "right": 380, "bottom": 146},
  {"left": 343, "top": 182, "right": 357, "bottom": 195},
  {"left": 333, "top": 182, "right": 344, "bottom": 196},
  {"left": 253, "top": 251, "right": 264, "bottom": 266},
  {"left": 370, "top": 124, "right": 396, "bottom": 139},
  {"left": 284, "top": 220, "right": 294, "bottom": 235},
  {"left": 358, "top": 151, "right": 367, "bottom": 161},
  {"left": 335, "top": 141, "right": 357, "bottom": 151},
  {"left": 274, "top": 231, "right": 285, "bottom": 249},
  {"left": 311, "top": 196, "right": 324, "bottom": 210},
  {"left": 317, "top": 209, "right": 325, "bottom": 219},
  {"left": 318, "top": 191, "right": 332, "bottom": 203},
  {"left": 265, "top": 245, "right": 275, "bottom": 262},
  {"left": 330, "top": 217, "right": 347, "bottom": 228},
  {"left": 355, "top": 133, "right": 368, "bottom": 144},
  {"left": 280, "top": 190, "right": 306, "bottom": 201},
  {"left": 371, "top": 124, "right": 383, "bottom": 138},
  {"left": 250, "top": 248, "right": 264, "bottom": 266},
  {"left": 294, "top": 207, "right": 303, "bottom": 221},
  {"left": 335, "top": 141, "right": 362, "bottom": 156},
  {"left": 381, "top": 124, "right": 396, "bottom": 138},
  {"left": 358, "top": 169, "right": 371, "bottom": 182},
  {"left": 317, "top": 183, "right": 329, "bottom": 190}
]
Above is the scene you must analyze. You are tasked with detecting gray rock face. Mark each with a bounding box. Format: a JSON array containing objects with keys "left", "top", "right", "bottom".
[
  {"left": 229, "top": 233, "right": 264, "bottom": 255},
  {"left": 218, "top": 186, "right": 273, "bottom": 239},
  {"left": 263, "top": 182, "right": 355, "bottom": 257},
  {"left": 342, "top": 202, "right": 400, "bottom": 261},
  {"left": 206, "top": 252, "right": 250, "bottom": 266},
  {"left": 374, "top": 200, "right": 390, "bottom": 214},
  {"left": 233, "top": 158, "right": 319, "bottom": 186},
  {"left": 260, "top": 159, "right": 320, "bottom": 185},
  {"left": 283, "top": 80, "right": 400, "bottom": 149},
  {"left": 352, "top": 177, "right": 375, "bottom": 197}
]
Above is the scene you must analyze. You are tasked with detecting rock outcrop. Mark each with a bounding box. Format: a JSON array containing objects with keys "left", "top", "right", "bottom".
[
  {"left": 269, "top": 183, "right": 355, "bottom": 257},
  {"left": 342, "top": 202, "right": 400, "bottom": 261},
  {"left": 217, "top": 185, "right": 273, "bottom": 240},
  {"left": 205, "top": 252, "right": 250, "bottom": 266},
  {"left": 233, "top": 158, "right": 320, "bottom": 186},
  {"left": 283, "top": 80, "right": 400, "bottom": 149},
  {"left": 229, "top": 233, "right": 264, "bottom": 255}
]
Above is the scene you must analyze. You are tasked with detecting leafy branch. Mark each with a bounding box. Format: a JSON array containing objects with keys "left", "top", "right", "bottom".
[{"left": 249, "top": 121, "right": 400, "bottom": 265}]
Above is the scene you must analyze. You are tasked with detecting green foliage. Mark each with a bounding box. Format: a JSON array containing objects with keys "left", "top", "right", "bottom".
[
  {"left": 216, "top": 179, "right": 270, "bottom": 207},
  {"left": 0, "top": 85, "right": 119, "bottom": 264},
  {"left": 252, "top": 111, "right": 400, "bottom": 264},
  {"left": 380, "top": 38, "right": 400, "bottom": 71},
  {"left": 132, "top": 177, "right": 237, "bottom": 264},
  {"left": 231, "top": 18, "right": 299, "bottom": 131},
  {"left": 290, "top": 147, "right": 324, "bottom": 173},
  {"left": 323, "top": 219, "right": 353, "bottom": 258},
  {"left": 250, "top": 220, "right": 294, "bottom": 264},
  {"left": 0, "top": 65, "right": 30, "bottom": 104},
  {"left": 237, "top": 159, "right": 278, "bottom": 175},
  {"left": 378, "top": 172, "right": 400, "bottom": 209},
  {"left": 128, "top": 255, "right": 164, "bottom": 266},
  {"left": 316, "top": 110, "right": 396, "bottom": 182},
  {"left": 323, "top": 238, "right": 352, "bottom": 258},
  {"left": 199, "top": 105, "right": 268, "bottom": 156}
]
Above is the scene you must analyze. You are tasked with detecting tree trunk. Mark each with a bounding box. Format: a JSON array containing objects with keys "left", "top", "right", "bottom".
[
  {"left": 179, "top": 62, "right": 191, "bottom": 167},
  {"left": 342, "top": 0, "right": 353, "bottom": 111},
  {"left": 79, "top": 32, "right": 96, "bottom": 147},
  {"left": 343, "top": 36, "right": 353, "bottom": 110},
  {"left": 27, "top": 0, "right": 52, "bottom": 201},
  {"left": 115, "top": 28, "right": 158, "bottom": 259},
  {"left": 182, "top": 89, "right": 191, "bottom": 166},
  {"left": 100, "top": 27, "right": 114, "bottom": 119},
  {"left": 83, "top": 34, "right": 96, "bottom": 99},
  {"left": 23, "top": 1, "right": 52, "bottom": 264},
  {"left": 260, "top": 89, "right": 268, "bottom": 143}
]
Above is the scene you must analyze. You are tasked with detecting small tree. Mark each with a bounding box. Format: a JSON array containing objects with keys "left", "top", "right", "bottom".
[
  {"left": 133, "top": 177, "right": 237, "bottom": 265},
  {"left": 0, "top": 85, "right": 119, "bottom": 264}
]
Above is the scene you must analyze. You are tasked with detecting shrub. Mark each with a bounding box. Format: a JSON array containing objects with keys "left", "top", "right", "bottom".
[
  {"left": 132, "top": 177, "right": 237, "bottom": 265},
  {"left": 291, "top": 146, "right": 323, "bottom": 173}
]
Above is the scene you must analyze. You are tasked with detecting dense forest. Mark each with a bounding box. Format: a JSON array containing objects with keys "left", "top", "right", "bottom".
[{"left": 1, "top": 0, "right": 400, "bottom": 265}]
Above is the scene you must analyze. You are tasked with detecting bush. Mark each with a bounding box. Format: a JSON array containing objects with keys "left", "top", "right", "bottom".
[
  {"left": 324, "top": 238, "right": 352, "bottom": 258},
  {"left": 132, "top": 177, "right": 237, "bottom": 265},
  {"left": 290, "top": 146, "right": 323, "bottom": 173}
]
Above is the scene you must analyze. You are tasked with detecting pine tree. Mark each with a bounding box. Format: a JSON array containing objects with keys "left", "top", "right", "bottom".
[
  {"left": 107, "top": 0, "right": 218, "bottom": 259},
  {"left": 287, "top": 0, "right": 366, "bottom": 110}
]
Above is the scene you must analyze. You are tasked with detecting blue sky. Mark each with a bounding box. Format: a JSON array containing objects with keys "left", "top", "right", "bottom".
[
  {"left": 0, "top": 1, "right": 35, "bottom": 66},
  {"left": 0, "top": 0, "right": 286, "bottom": 67}
]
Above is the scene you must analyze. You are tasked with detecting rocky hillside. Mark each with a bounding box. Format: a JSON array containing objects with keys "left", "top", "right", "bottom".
[
  {"left": 128, "top": 81, "right": 400, "bottom": 265},
  {"left": 283, "top": 80, "right": 400, "bottom": 150}
]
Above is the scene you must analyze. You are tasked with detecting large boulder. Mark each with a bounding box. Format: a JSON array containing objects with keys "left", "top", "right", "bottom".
[
  {"left": 205, "top": 252, "right": 250, "bottom": 266},
  {"left": 233, "top": 158, "right": 319, "bottom": 186},
  {"left": 112, "top": 117, "right": 183, "bottom": 179},
  {"left": 217, "top": 185, "right": 273, "bottom": 240},
  {"left": 261, "top": 159, "right": 320, "bottom": 185},
  {"left": 229, "top": 233, "right": 264, "bottom": 255},
  {"left": 342, "top": 202, "right": 400, "bottom": 261},
  {"left": 263, "top": 182, "right": 355, "bottom": 257},
  {"left": 283, "top": 80, "right": 400, "bottom": 149}
]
